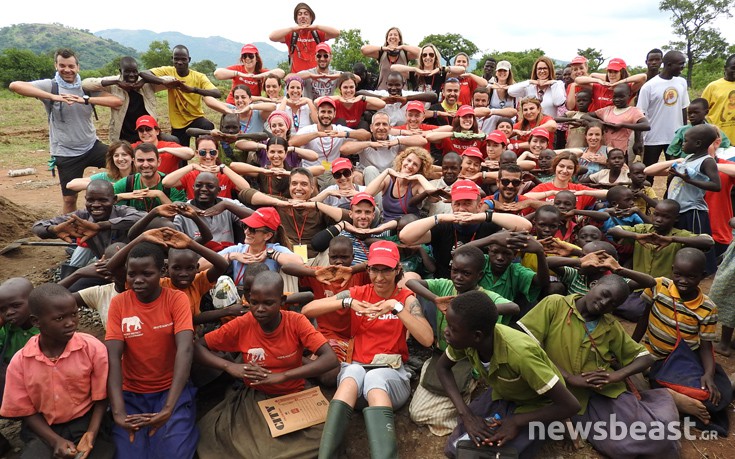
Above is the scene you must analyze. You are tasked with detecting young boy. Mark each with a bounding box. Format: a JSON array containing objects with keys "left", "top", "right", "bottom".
[
  {"left": 1, "top": 283, "right": 114, "bottom": 459},
  {"left": 634, "top": 248, "right": 732, "bottom": 436},
  {"left": 526, "top": 204, "right": 584, "bottom": 270},
  {"left": 627, "top": 161, "right": 658, "bottom": 216},
  {"left": 438, "top": 291, "right": 581, "bottom": 458},
  {"left": 518, "top": 275, "right": 680, "bottom": 458},
  {"left": 419, "top": 152, "right": 461, "bottom": 216},
  {"left": 588, "top": 84, "right": 650, "bottom": 158},
  {"left": 667, "top": 98, "right": 731, "bottom": 158},
  {"left": 599, "top": 185, "right": 649, "bottom": 264},
  {"left": 576, "top": 225, "right": 603, "bottom": 247},
  {"left": 406, "top": 246, "right": 519, "bottom": 436},
  {"left": 556, "top": 89, "right": 592, "bottom": 148},
  {"left": 551, "top": 190, "right": 608, "bottom": 243}
]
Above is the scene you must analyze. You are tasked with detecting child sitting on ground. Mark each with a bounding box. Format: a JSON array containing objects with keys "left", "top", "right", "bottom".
[
  {"left": 550, "top": 190, "right": 608, "bottom": 244},
  {"left": 598, "top": 185, "right": 649, "bottom": 265},
  {"left": 438, "top": 291, "right": 581, "bottom": 458},
  {"left": 581, "top": 148, "right": 631, "bottom": 186},
  {"left": 575, "top": 224, "right": 603, "bottom": 247},
  {"left": 1, "top": 283, "right": 114, "bottom": 459},
  {"left": 634, "top": 248, "right": 733, "bottom": 437}
]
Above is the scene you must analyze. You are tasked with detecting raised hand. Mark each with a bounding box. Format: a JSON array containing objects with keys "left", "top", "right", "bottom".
[
  {"left": 52, "top": 216, "right": 82, "bottom": 242},
  {"left": 154, "top": 203, "right": 180, "bottom": 218},
  {"left": 434, "top": 295, "right": 456, "bottom": 314}
]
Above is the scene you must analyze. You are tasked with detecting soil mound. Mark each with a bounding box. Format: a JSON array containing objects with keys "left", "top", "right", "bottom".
[{"left": 0, "top": 196, "right": 45, "bottom": 244}]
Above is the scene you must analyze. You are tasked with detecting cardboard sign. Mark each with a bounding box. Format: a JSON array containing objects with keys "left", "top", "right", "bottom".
[{"left": 257, "top": 387, "right": 329, "bottom": 437}]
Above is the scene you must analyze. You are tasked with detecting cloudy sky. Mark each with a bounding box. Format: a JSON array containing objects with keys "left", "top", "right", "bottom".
[{"left": 4, "top": 1, "right": 735, "bottom": 68}]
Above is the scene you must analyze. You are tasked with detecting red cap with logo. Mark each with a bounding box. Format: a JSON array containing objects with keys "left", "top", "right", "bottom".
[
  {"left": 461, "top": 147, "right": 484, "bottom": 160},
  {"left": 367, "top": 240, "right": 400, "bottom": 268},
  {"left": 606, "top": 58, "right": 627, "bottom": 71},
  {"left": 331, "top": 157, "right": 353, "bottom": 173},
  {"left": 487, "top": 130, "right": 508, "bottom": 145},
  {"left": 316, "top": 43, "right": 332, "bottom": 54},
  {"left": 451, "top": 180, "right": 481, "bottom": 201},
  {"left": 241, "top": 207, "right": 281, "bottom": 231},
  {"left": 406, "top": 101, "right": 425, "bottom": 113},
  {"left": 530, "top": 127, "right": 550, "bottom": 141},
  {"left": 350, "top": 192, "right": 376, "bottom": 207},
  {"left": 570, "top": 56, "right": 588, "bottom": 65},
  {"left": 317, "top": 96, "right": 337, "bottom": 108},
  {"left": 456, "top": 105, "right": 475, "bottom": 117},
  {"left": 136, "top": 115, "right": 159, "bottom": 130},
  {"left": 240, "top": 44, "right": 259, "bottom": 55}
]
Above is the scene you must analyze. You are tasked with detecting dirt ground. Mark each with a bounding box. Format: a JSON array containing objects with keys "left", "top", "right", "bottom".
[{"left": 1, "top": 150, "right": 734, "bottom": 458}]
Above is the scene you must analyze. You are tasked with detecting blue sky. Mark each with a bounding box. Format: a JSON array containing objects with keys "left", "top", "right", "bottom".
[{"left": 4, "top": 0, "right": 734, "bottom": 68}]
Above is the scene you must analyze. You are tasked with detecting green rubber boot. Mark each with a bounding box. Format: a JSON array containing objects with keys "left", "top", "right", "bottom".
[
  {"left": 318, "top": 399, "right": 354, "bottom": 459},
  {"left": 363, "top": 406, "right": 399, "bottom": 459}
]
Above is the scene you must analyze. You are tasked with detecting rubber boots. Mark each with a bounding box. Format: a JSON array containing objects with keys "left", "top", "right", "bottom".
[
  {"left": 318, "top": 399, "right": 354, "bottom": 459},
  {"left": 363, "top": 406, "right": 398, "bottom": 459}
]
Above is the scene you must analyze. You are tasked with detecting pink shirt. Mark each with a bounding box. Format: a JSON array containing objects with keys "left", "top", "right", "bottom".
[
  {"left": 594, "top": 106, "right": 645, "bottom": 151},
  {"left": 0, "top": 333, "right": 108, "bottom": 425}
]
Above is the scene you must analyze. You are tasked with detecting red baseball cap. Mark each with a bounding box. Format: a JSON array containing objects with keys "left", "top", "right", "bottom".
[
  {"left": 487, "top": 130, "right": 508, "bottom": 145},
  {"left": 240, "top": 44, "right": 259, "bottom": 55},
  {"left": 135, "top": 115, "right": 159, "bottom": 130},
  {"left": 317, "top": 96, "right": 337, "bottom": 108},
  {"left": 606, "top": 58, "right": 627, "bottom": 72},
  {"left": 316, "top": 43, "right": 332, "bottom": 54},
  {"left": 530, "top": 127, "right": 550, "bottom": 141},
  {"left": 461, "top": 147, "right": 484, "bottom": 160},
  {"left": 332, "top": 157, "right": 353, "bottom": 173},
  {"left": 456, "top": 105, "right": 475, "bottom": 117},
  {"left": 242, "top": 207, "right": 281, "bottom": 231},
  {"left": 570, "top": 56, "right": 588, "bottom": 65},
  {"left": 367, "top": 240, "right": 400, "bottom": 268},
  {"left": 350, "top": 192, "right": 376, "bottom": 207},
  {"left": 451, "top": 179, "right": 481, "bottom": 201},
  {"left": 406, "top": 100, "right": 425, "bottom": 113}
]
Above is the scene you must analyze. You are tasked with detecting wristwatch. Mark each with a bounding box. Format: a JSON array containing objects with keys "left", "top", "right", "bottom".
[
  {"left": 82, "top": 95, "right": 90, "bottom": 105},
  {"left": 266, "top": 248, "right": 275, "bottom": 259},
  {"left": 392, "top": 301, "right": 405, "bottom": 315}
]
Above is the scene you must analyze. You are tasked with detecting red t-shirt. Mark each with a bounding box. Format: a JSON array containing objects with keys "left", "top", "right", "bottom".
[
  {"left": 106, "top": 288, "right": 194, "bottom": 393},
  {"left": 299, "top": 270, "right": 370, "bottom": 341},
  {"left": 204, "top": 311, "right": 327, "bottom": 395},
  {"left": 439, "top": 137, "right": 487, "bottom": 157},
  {"left": 527, "top": 182, "right": 597, "bottom": 209},
  {"left": 589, "top": 82, "right": 636, "bottom": 112},
  {"left": 705, "top": 158, "right": 735, "bottom": 245},
  {"left": 179, "top": 169, "right": 237, "bottom": 200},
  {"left": 287, "top": 30, "right": 327, "bottom": 73},
  {"left": 224, "top": 65, "right": 270, "bottom": 104},
  {"left": 160, "top": 270, "right": 215, "bottom": 316},
  {"left": 349, "top": 285, "right": 415, "bottom": 363},
  {"left": 513, "top": 115, "right": 555, "bottom": 145},
  {"left": 132, "top": 140, "right": 186, "bottom": 175},
  {"left": 458, "top": 77, "right": 478, "bottom": 106},
  {"left": 335, "top": 99, "right": 368, "bottom": 128}
]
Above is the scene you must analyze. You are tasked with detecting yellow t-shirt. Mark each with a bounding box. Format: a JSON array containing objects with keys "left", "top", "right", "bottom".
[{"left": 150, "top": 67, "right": 217, "bottom": 128}]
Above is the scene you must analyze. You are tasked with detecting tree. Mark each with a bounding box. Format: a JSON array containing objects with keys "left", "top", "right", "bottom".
[
  {"left": 192, "top": 59, "right": 217, "bottom": 75},
  {"left": 99, "top": 57, "right": 123, "bottom": 78},
  {"left": 140, "top": 40, "right": 172, "bottom": 70},
  {"left": 577, "top": 48, "right": 605, "bottom": 73},
  {"left": 473, "top": 49, "right": 545, "bottom": 81},
  {"left": 420, "top": 34, "right": 479, "bottom": 65},
  {"left": 331, "top": 29, "right": 375, "bottom": 73},
  {"left": 659, "top": 0, "right": 735, "bottom": 86},
  {"left": 0, "top": 48, "right": 54, "bottom": 87}
]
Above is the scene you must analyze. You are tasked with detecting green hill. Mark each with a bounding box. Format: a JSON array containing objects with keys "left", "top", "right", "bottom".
[{"left": 0, "top": 23, "right": 139, "bottom": 69}]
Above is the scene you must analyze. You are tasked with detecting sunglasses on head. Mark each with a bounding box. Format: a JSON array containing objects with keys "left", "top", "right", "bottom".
[
  {"left": 198, "top": 149, "right": 218, "bottom": 157},
  {"left": 316, "top": 54, "right": 329, "bottom": 59},
  {"left": 333, "top": 169, "right": 352, "bottom": 179},
  {"left": 137, "top": 126, "right": 154, "bottom": 132},
  {"left": 422, "top": 52, "right": 435, "bottom": 57},
  {"left": 241, "top": 53, "right": 256, "bottom": 59},
  {"left": 500, "top": 178, "right": 522, "bottom": 187}
]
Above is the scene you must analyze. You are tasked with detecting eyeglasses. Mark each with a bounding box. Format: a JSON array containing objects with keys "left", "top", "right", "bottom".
[
  {"left": 137, "top": 126, "right": 154, "bottom": 133},
  {"left": 242, "top": 53, "right": 256, "bottom": 59},
  {"left": 536, "top": 66, "right": 549, "bottom": 71},
  {"left": 316, "top": 54, "right": 329, "bottom": 59},
  {"left": 422, "top": 52, "right": 435, "bottom": 57},
  {"left": 500, "top": 178, "right": 522, "bottom": 187},
  {"left": 333, "top": 169, "right": 352, "bottom": 179},
  {"left": 198, "top": 149, "right": 218, "bottom": 157},
  {"left": 245, "top": 226, "right": 271, "bottom": 234},
  {"left": 367, "top": 266, "right": 396, "bottom": 275}
]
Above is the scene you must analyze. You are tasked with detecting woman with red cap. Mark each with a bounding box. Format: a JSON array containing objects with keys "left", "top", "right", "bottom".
[
  {"left": 312, "top": 157, "right": 366, "bottom": 209},
  {"left": 131, "top": 114, "right": 195, "bottom": 174},
  {"left": 512, "top": 97, "right": 558, "bottom": 150},
  {"left": 214, "top": 44, "right": 285, "bottom": 105},
  {"left": 302, "top": 240, "right": 434, "bottom": 459},
  {"left": 269, "top": 2, "right": 340, "bottom": 73},
  {"left": 425, "top": 105, "right": 488, "bottom": 157},
  {"left": 574, "top": 58, "right": 647, "bottom": 111}
]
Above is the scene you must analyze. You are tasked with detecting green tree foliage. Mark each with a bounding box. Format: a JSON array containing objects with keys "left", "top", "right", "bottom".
[
  {"left": 331, "top": 29, "right": 375, "bottom": 73},
  {"left": 277, "top": 60, "right": 291, "bottom": 75},
  {"left": 141, "top": 40, "right": 172, "bottom": 69},
  {"left": 577, "top": 48, "right": 605, "bottom": 72},
  {"left": 0, "top": 48, "right": 54, "bottom": 87},
  {"left": 473, "top": 49, "right": 545, "bottom": 81},
  {"left": 98, "top": 57, "right": 123, "bottom": 78},
  {"left": 192, "top": 59, "right": 217, "bottom": 75},
  {"left": 659, "top": 0, "right": 734, "bottom": 86},
  {"left": 420, "top": 34, "right": 479, "bottom": 65}
]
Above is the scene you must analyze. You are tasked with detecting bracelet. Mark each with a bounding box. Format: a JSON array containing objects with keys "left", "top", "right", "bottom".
[
  {"left": 345, "top": 131, "right": 350, "bottom": 139},
  {"left": 342, "top": 297, "right": 353, "bottom": 309},
  {"left": 434, "top": 215, "right": 440, "bottom": 226},
  {"left": 315, "top": 201, "right": 319, "bottom": 211},
  {"left": 434, "top": 110, "right": 438, "bottom": 118},
  {"left": 482, "top": 171, "right": 487, "bottom": 180},
  {"left": 485, "top": 210, "right": 494, "bottom": 223}
]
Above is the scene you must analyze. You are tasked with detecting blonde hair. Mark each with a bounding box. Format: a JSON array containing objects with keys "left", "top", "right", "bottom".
[{"left": 393, "top": 147, "right": 433, "bottom": 178}]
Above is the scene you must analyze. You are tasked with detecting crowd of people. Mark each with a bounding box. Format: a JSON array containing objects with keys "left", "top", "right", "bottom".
[{"left": 3, "top": 2, "right": 735, "bottom": 458}]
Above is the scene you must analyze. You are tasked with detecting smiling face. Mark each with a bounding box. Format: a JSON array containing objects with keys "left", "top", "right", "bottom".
[
  {"left": 585, "top": 126, "right": 603, "bottom": 148},
  {"left": 498, "top": 170, "right": 522, "bottom": 201},
  {"left": 495, "top": 68, "right": 509, "bottom": 84},
  {"left": 459, "top": 114, "right": 475, "bottom": 131},
  {"left": 269, "top": 118, "right": 288, "bottom": 138},
  {"left": 349, "top": 201, "right": 375, "bottom": 229},
  {"left": 472, "top": 92, "right": 489, "bottom": 108},
  {"left": 607, "top": 69, "right": 622, "bottom": 83},
  {"left": 134, "top": 150, "right": 160, "bottom": 180},
  {"left": 233, "top": 88, "right": 251, "bottom": 109},
  {"left": 340, "top": 79, "right": 356, "bottom": 99},
  {"left": 371, "top": 114, "right": 390, "bottom": 140},
  {"left": 84, "top": 186, "right": 115, "bottom": 222},
  {"left": 522, "top": 102, "right": 540, "bottom": 121},
  {"left": 55, "top": 55, "right": 79, "bottom": 83},
  {"left": 244, "top": 225, "right": 273, "bottom": 246},
  {"left": 406, "top": 109, "right": 424, "bottom": 128},
  {"left": 316, "top": 51, "right": 331, "bottom": 70},
  {"left": 570, "top": 63, "right": 587, "bottom": 79},
  {"left": 289, "top": 172, "right": 313, "bottom": 201},
  {"left": 368, "top": 264, "right": 399, "bottom": 292},
  {"left": 455, "top": 54, "right": 469, "bottom": 69},
  {"left": 120, "top": 59, "right": 139, "bottom": 84},
  {"left": 497, "top": 121, "right": 513, "bottom": 138},
  {"left": 287, "top": 80, "right": 303, "bottom": 99},
  {"left": 386, "top": 74, "right": 404, "bottom": 96},
  {"left": 137, "top": 124, "right": 160, "bottom": 144},
  {"left": 461, "top": 156, "right": 482, "bottom": 176},
  {"left": 126, "top": 256, "right": 162, "bottom": 303},
  {"left": 529, "top": 136, "right": 548, "bottom": 155},
  {"left": 400, "top": 152, "right": 423, "bottom": 175},
  {"left": 265, "top": 77, "right": 282, "bottom": 99},
  {"left": 167, "top": 250, "right": 199, "bottom": 289},
  {"left": 197, "top": 139, "right": 219, "bottom": 166},
  {"left": 443, "top": 82, "right": 460, "bottom": 106},
  {"left": 441, "top": 156, "right": 461, "bottom": 183},
  {"left": 193, "top": 172, "right": 219, "bottom": 204},
  {"left": 486, "top": 141, "right": 504, "bottom": 160},
  {"left": 386, "top": 28, "right": 401, "bottom": 46},
  {"left": 534, "top": 60, "right": 550, "bottom": 80},
  {"left": 172, "top": 48, "right": 191, "bottom": 76},
  {"left": 267, "top": 143, "right": 287, "bottom": 168},
  {"left": 317, "top": 105, "right": 335, "bottom": 128},
  {"left": 112, "top": 147, "right": 133, "bottom": 173},
  {"left": 671, "top": 257, "right": 704, "bottom": 298},
  {"left": 555, "top": 158, "right": 576, "bottom": 183},
  {"left": 420, "top": 46, "right": 437, "bottom": 69}
]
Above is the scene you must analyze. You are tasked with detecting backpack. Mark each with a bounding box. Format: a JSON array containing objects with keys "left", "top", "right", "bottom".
[
  {"left": 289, "top": 30, "right": 322, "bottom": 66},
  {"left": 49, "top": 81, "right": 98, "bottom": 121}
]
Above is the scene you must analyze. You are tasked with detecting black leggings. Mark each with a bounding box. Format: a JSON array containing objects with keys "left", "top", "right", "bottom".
[{"left": 172, "top": 117, "right": 215, "bottom": 149}]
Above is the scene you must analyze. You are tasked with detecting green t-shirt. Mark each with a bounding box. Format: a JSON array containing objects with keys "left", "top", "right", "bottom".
[
  {"left": 618, "top": 224, "right": 707, "bottom": 279},
  {"left": 112, "top": 172, "right": 186, "bottom": 212},
  {"left": 480, "top": 259, "right": 539, "bottom": 303},
  {"left": 0, "top": 324, "right": 40, "bottom": 363}
]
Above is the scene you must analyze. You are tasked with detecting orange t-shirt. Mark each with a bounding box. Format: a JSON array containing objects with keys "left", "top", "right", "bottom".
[
  {"left": 106, "top": 288, "right": 194, "bottom": 393},
  {"left": 160, "top": 270, "right": 215, "bottom": 316},
  {"left": 349, "top": 285, "right": 415, "bottom": 363},
  {"left": 300, "top": 270, "right": 370, "bottom": 341},
  {"left": 204, "top": 311, "right": 327, "bottom": 395}
]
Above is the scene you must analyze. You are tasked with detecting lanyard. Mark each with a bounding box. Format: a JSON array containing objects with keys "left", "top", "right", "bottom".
[
  {"left": 318, "top": 135, "right": 335, "bottom": 162},
  {"left": 454, "top": 228, "right": 477, "bottom": 251},
  {"left": 290, "top": 208, "right": 309, "bottom": 244}
]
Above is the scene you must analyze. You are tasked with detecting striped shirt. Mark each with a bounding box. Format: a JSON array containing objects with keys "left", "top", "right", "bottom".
[{"left": 641, "top": 277, "right": 718, "bottom": 360}]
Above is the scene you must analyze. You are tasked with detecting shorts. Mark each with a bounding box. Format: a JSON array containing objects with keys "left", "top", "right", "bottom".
[{"left": 55, "top": 140, "right": 107, "bottom": 196}]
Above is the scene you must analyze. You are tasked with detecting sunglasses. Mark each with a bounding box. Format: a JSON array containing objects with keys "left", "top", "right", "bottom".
[
  {"left": 500, "top": 178, "right": 522, "bottom": 187},
  {"left": 241, "top": 53, "right": 256, "bottom": 59},
  {"left": 137, "top": 126, "right": 154, "bottom": 132},
  {"left": 316, "top": 54, "right": 329, "bottom": 59},
  {"left": 292, "top": 113, "right": 300, "bottom": 129},
  {"left": 198, "top": 149, "right": 218, "bottom": 157},
  {"left": 422, "top": 52, "right": 435, "bottom": 57},
  {"left": 333, "top": 169, "right": 352, "bottom": 179},
  {"left": 245, "top": 226, "right": 271, "bottom": 234}
]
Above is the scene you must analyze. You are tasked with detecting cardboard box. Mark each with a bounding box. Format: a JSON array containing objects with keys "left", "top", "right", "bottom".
[{"left": 257, "top": 386, "right": 330, "bottom": 437}]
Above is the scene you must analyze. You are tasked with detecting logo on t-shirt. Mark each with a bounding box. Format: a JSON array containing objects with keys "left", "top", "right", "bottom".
[
  {"left": 121, "top": 316, "right": 144, "bottom": 337},
  {"left": 247, "top": 347, "right": 266, "bottom": 363},
  {"left": 664, "top": 88, "right": 679, "bottom": 106}
]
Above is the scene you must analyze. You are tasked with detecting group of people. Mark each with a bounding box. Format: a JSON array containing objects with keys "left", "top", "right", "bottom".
[{"left": 4, "top": 2, "right": 735, "bottom": 458}]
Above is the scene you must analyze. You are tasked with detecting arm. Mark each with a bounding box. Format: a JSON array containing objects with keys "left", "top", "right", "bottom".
[
  {"left": 161, "top": 164, "right": 196, "bottom": 189},
  {"left": 66, "top": 177, "right": 93, "bottom": 192},
  {"left": 682, "top": 157, "right": 721, "bottom": 192},
  {"left": 158, "top": 145, "right": 195, "bottom": 161},
  {"left": 220, "top": 164, "right": 251, "bottom": 192},
  {"left": 363, "top": 169, "right": 392, "bottom": 196},
  {"left": 188, "top": 238, "right": 229, "bottom": 283},
  {"left": 699, "top": 341, "right": 720, "bottom": 405},
  {"left": 23, "top": 413, "right": 78, "bottom": 457},
  {"left": 280, "top": 263, "right": 318, "bottom": 278},
  {"left": 613, "top": 266, "right": 656, "bottom": 291},
  {"left": 643, "top": 159, "right": 680, "bottom": 176}
]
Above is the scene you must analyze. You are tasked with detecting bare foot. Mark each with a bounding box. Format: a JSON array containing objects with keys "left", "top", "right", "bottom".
[
  {"left": 715, "top": 342, "right": 732, "bottom": 357},
  {"left": 668, "top": 389, "right": 711, "bottom": 425}
]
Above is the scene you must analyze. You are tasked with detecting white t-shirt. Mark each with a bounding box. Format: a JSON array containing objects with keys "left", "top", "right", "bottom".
[
  {"left": 636, "top": 75, "right": 690, "bottom": 146},
  {"left": 359, "top": 135, "right": 405, "bottom": 172},
  {"left": 78, "top": 282, "right": 120, "bottom": 328},
  {"left": 298, "top": 124, "right": 353, "bottom": 167}
]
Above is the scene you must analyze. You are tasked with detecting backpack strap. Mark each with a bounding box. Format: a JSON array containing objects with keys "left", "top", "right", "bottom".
[{"left": 125, "top": 174, "right": 135, "bottom": 193}]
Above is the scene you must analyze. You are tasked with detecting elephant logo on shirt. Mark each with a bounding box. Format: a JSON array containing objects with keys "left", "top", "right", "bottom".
[
  {"left": 121, "top": 316, "right": 143, "bottom": 333},
  {"left": 247, "top": 348, "right": 266, "bottom": 363}
]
